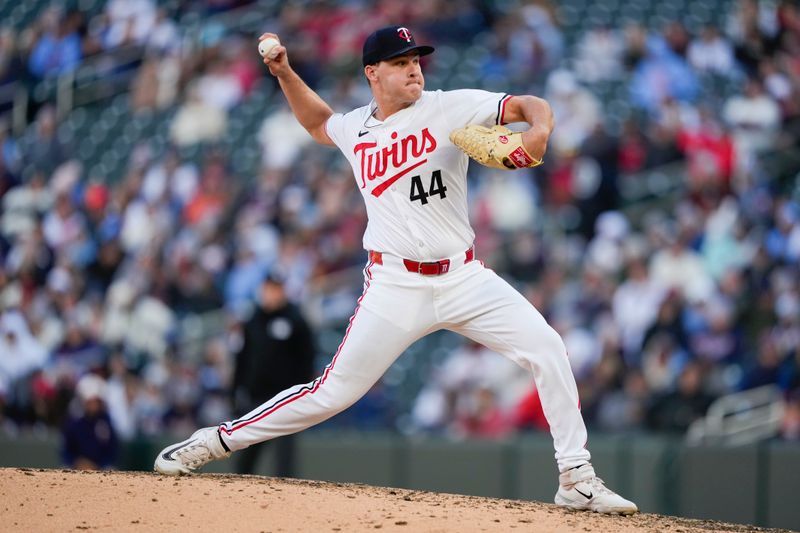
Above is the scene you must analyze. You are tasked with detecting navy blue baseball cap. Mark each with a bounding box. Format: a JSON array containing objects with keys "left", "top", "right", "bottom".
[
  {"left": 261, "top": 269, "right": 287, "bottom": 286},
  {"left": 362, "top": 25, "right": 434, "bottom": 66}
]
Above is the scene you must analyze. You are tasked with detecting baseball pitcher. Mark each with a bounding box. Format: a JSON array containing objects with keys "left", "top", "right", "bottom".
[{"left": 155, "top": 25, "right": 638, "bottom": 515}]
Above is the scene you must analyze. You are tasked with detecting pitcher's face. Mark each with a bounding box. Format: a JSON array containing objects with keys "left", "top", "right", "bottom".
[{"left": 368, "top": 53, "right": 424, "bottom": 104}]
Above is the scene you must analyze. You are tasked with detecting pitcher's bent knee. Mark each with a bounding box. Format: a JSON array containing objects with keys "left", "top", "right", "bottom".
[
  {"left": 315, "top": 391, "right": 359, "bottom": 414},
  {"left": 312, "top": 373, "right": 371, "bottom": 414},
  {"left": 518, "top": 312, "right": 567, "bottom": 355},
  {"left": 516, "top": 320, "right": 569, "bottom": 369}
]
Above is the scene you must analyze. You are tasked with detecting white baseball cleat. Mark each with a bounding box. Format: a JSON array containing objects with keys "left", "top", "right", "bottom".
[
  {"left": 154, "top": 426, "right": 231, "bottom": 475},
  {"left": 554, "top": 463, "right": 639, "bottom": 515}
]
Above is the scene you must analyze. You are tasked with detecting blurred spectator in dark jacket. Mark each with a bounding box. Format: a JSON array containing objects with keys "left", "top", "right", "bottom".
[
  {"left": 780, "top": 346, "right": 800, "bottom": 394},
  {"left": 230, "top": 271, "right": 315, "bottom": 475},
  {"left": 86, "top": 238, "right": 123, "bottom": 295},
  {"left": 740, "top": 333, "right": 784, "bottom": 391},
  {"left": 62, "top": 374, "right": 118, "bottom": 470},
  {"left": 54, "top": 319, "right": 105, "bottom": 375},
  {"left": 0, "top": 27, "right": 25, "bottom": 90},
  {"left": 646, "top": 362, "right": 714, "bottom": 433},
  {"left": 21, "top": 106, "right": 69, "bottom": 176},
  {"left": 687, "top": 298, "right": 743, "bottom": 366},
  {"left": 0, "top": 120, "right": 20, "bottom": 197},
  {"left": 596, "top": 369, "right": 650, "bottom": 432}
]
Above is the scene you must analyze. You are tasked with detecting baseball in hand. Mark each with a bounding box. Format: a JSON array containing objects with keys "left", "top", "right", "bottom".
[{"left": 258, "top": 37, "right": 280, "bottom": 59}]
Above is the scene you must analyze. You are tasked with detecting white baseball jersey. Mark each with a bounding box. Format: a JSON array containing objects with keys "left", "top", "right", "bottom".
[{"left": 325, "top": 89, "right": 513, "bottom": 261}]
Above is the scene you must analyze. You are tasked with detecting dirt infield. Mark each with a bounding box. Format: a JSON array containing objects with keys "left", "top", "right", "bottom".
[{"left": 0, "top": 468, "right": 794, "bottom": 533}]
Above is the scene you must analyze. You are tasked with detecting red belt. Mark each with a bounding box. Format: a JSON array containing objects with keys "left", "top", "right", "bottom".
[{"left": 368, "top": 247, "right": 474, "bottom": 276}]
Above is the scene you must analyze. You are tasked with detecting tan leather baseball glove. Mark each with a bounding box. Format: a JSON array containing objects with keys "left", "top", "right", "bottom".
[{"left": 449, "top": 125, "right": 543, "bottom": 170}]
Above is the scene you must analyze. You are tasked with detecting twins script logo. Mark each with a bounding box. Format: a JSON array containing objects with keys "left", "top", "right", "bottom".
[
  {"left": 354, "top": 128, "right": 437, "bottom": 197},
  {"left": 397, "top": 27, "right": 412, "bottom": 43}
]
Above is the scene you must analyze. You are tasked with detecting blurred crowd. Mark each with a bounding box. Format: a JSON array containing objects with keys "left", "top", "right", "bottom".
[{"left": 1, "top": 0, "right": 800, "bottom": 467}]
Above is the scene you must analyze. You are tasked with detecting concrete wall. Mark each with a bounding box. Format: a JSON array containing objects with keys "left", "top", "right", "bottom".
[{"left": 1, "top": 432, "right": 798, "bottom": 530}]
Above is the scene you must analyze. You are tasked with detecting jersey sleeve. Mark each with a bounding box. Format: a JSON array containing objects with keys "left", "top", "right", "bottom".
[
  {"left": 439, "top": 89, "right": 514, "bottom": 130},
  {"left": 324, "top": 112, "right": 347, "bottom": 149}
]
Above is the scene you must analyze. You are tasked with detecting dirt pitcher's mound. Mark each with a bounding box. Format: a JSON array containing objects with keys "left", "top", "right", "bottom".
[{"left": 0, "top": 468, "right": 792, "bottom": 533}]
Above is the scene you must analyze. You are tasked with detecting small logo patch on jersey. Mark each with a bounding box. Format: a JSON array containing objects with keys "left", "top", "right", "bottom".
[
  {"left": 498, "top": 135, "right": 508, "bottom": 144},
  {"left": 358, "top": 130, "right": 369, "bottom": 137},
  {"left": 508, "top": 146, "right": 534, "bottom": 167},
  {"left": 268, "top": 318, "right": 293, "bottom": 340}
]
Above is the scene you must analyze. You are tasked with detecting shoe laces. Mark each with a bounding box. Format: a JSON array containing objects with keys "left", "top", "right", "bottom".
[
  {"left": 174, "top": 441, "right": 214, "bottom": 469},
  {"left": 581, "top": 475, "right": 614, "bottom": 496}
]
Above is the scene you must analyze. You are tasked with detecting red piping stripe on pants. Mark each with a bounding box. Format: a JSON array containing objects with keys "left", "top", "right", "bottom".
[{"left": 220, "top": 261, "right": 375, "bottom": 436}]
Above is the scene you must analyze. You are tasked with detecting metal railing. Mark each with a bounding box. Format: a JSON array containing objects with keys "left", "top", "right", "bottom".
[
  {"left": 0, "top": 81, "right": 29, "bottom": 136},
  {"left": 686, "top": 385, "right": 786, "bottom": 446}
]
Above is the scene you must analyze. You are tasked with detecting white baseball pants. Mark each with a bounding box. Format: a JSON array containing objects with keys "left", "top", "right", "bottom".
[{"left": 219, "top": 251, "right": 591, "bottom": 472}]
